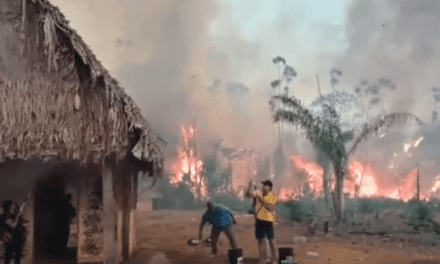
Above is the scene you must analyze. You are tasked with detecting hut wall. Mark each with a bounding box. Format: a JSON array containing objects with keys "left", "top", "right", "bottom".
[{"left": 77, "top": 170, "right": 104, "bottom": 263}]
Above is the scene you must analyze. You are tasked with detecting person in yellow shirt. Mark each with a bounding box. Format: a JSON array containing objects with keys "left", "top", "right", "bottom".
[{"left": 246, "top": 180, "right": 278, "bottom": 264}]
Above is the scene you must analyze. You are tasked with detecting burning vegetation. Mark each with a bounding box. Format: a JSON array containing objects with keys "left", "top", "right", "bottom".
[
  {"left": 152, "top": 55, "right": 440, "bottom": 243},
  {"left": 170, "top": 125, "right": 209, "bottom": 201}
]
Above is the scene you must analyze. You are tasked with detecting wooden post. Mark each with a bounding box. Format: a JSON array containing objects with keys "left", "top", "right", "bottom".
[
  {"left": 102, "top": 160, "right": 119, "bottom": 264},
  {"left": 121, "top": 171, "right": 131, "bottom": 260},
  {"left": 77, "top": 176, "right": 83, "bottom": 262},
  {"left": 132, "top": 172, "right": 138, "bottom": 251},
  {"left": 128, "top": 173, "right": 135, "bottom": 256}
]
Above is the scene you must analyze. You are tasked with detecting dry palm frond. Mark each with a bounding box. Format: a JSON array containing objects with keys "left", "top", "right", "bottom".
[
  {"left": 271, "top": 95, "right": 346, "bottom": 166},
  {"left": 348, "top": 113, "right": 423, "bottom": 156}
]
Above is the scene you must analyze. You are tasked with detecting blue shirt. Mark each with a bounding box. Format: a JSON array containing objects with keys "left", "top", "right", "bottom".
[{"left": 202, "top": 204, "right": 234, "bottom": 229}]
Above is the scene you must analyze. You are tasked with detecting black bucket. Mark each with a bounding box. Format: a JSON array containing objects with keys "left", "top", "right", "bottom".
[
  {"left": 228, "top": 248, "right": 243, "bottom": 264},
  {"left": 278, "top": 247, "right": 294, "bottom": 264}
]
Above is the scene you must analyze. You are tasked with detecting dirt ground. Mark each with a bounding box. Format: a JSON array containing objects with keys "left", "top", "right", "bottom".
[{"left": 123, "top": 208, "right": 440, "bottom": 264}]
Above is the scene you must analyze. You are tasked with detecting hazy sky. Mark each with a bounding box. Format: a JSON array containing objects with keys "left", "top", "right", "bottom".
[{"left": 50, "top": 0, "right": 440, "bottom": 188}]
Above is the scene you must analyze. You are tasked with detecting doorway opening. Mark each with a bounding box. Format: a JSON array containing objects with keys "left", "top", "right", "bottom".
[{"left": 34, "top": 168, "right": 77, "bottom": 263}]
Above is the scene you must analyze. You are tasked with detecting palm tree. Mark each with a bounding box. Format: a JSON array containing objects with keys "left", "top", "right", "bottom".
[
  {"left": 270, "top": 95, "right": 422, "bottom": 223},
  {"left": 270, "top": 56, "right": 297, "bottom": 185},
  {"left": 310, "top": 70, "right": 359, "bottom": 210}
]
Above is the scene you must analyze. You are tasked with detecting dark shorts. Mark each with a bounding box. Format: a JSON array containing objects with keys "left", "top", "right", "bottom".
[{"left": 255, "top": 218, "right": 274, "bottom": 239}]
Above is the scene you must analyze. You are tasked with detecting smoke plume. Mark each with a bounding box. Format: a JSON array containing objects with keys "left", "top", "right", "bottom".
[{"left": 49, "top": 0, "right": 440, "bottom": 194}]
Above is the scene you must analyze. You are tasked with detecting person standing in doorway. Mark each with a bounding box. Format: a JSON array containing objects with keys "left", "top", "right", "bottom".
[
  {"left": 53, "top": 193, "right": 76, "bottom": 256},
  {"left": 246, "top": 180, "right": 279, "bottom": 264}
]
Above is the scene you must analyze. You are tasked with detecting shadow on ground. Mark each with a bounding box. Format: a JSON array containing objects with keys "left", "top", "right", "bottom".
[{"left": 34, "top": 247, "right": 77, "bottom": 264}]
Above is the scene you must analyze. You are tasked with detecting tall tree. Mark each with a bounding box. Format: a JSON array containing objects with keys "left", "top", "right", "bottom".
[
  {"left": 270, "top": 56, "right": 297, "bottom": 183},
  {"left": 270, "top": 95, "right": 422, "bottom": 223},
  {"left": 310, "top": 69, "right": 358, "bottom": 209}
]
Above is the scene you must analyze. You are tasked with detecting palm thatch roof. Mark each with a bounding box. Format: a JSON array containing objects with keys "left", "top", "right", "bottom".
[{"left": 0, "top": 0, "right": 165, "bottom": 174}]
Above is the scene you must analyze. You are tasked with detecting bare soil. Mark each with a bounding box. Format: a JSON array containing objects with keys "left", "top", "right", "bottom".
[{"left": 123, "top": 209, "right": 440, "bottom": 264}]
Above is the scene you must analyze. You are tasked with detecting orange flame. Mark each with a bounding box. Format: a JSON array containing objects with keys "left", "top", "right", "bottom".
[
  {"left": 289, "top": 156, "right": 324, "bottom": 196},
  {"left": 422, "top": 174, "right": 440, "bottom": 200},
  {"left": 277, "top": 155, "right": 427, "bottom": 202},
  {"left": 170, "top": 127, "right": 436, "bottom": 202},
  {"left": 279, "top": 188, "right": 297, "bottom": 201},
  {"left": 170, "top": 125, "right": 209, "bottom": 200}
]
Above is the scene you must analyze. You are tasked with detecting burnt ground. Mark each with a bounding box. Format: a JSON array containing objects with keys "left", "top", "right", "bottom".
[{"left": 123, "top": 208, "right": 440, "bottom": 264}]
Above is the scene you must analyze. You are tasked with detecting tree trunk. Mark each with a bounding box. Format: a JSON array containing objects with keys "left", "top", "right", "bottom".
[
  {"left": 417, "top": 164, "right": 420, "bottom": 201},
  {"left": 334, "top": 170, "right": 346, "bottom": 224},
  {"left": 323, "top": 161, "right": 331, "bottom": 210}
]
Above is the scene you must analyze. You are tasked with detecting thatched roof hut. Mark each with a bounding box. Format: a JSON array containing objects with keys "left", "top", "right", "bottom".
[
  {"left": 0, "top": 0, "right": 165, "bottom": 173},
  {"left": 0, "top": 0, "right": 166, "bottom": 263}
]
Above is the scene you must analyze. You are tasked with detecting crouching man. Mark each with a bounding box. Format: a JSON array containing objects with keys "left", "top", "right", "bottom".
[{"left": 198, "top": 201, "right": 238, "bottom": 257}]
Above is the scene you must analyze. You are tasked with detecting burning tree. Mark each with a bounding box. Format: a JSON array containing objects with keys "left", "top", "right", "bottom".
[
  {"left": 310, "top": 74, "right": 397, "bottom": 205},
  {"left": 270, "top": 94, "right": 422, "bottom": 224},
  {"left": 171, "top": 125, "right": 209, "bottom": 200}
]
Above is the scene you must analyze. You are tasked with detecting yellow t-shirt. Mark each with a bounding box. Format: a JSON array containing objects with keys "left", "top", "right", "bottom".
[{"left": 255, "top": 191, "right": 278, "bottom": 222}]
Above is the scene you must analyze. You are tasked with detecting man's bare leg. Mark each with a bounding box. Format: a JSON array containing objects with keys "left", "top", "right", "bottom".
[
  {"left": 210, "top": 227, "right": 221, "bottom": 255},
  {"left": 258, "top": 238, "right": 267, "bottom": 263},
  {"left": 268, "top": 238, "right": 277, "bottom": 263},
  {"left": 224, "top": 226, "right": 238, "bottom": 249}
]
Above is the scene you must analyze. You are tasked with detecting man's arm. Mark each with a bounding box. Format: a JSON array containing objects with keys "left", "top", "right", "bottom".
[
  {"left": 256, "top": 195, "right": 276, "bottom": 212},
  {"left": 246, "top": 181, "right": 258, "bottom": 198},
  {"left": 245, "top": 182, "right": 254, "bottom": 198},
  {"left": 231, "top": 214, "right": 237, "bottom": 225},
  {"left": 5, "top": 215, "right": 20, "bottom": 230}
]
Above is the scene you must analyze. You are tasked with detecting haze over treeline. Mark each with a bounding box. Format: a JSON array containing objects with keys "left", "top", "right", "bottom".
[{"left": 50, "top": 0, "right": 440, "bottom": 193}]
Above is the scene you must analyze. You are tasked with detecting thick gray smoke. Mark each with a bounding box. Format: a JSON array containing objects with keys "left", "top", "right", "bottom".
[
  {"left": 49, "top": 0, "right": 440, "bottom": 194},
  {"left": 334, "top": 0, "right": 440, "bottom": 191}
]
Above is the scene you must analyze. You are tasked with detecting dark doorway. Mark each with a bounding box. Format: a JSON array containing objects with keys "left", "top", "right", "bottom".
[{"left": 34, "top": 169, "right": 77, "bottom": 264}]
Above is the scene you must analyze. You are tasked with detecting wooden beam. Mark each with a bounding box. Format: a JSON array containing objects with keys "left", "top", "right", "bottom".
[
  {"left": 121, "top": 171, "right": 131, "bottom": 260},
  {"left": 130, "top": 173, "right": 137, "bottom": 254},
  {"left": 102, "top": 160, "right": 119, "bottom": 264}
]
